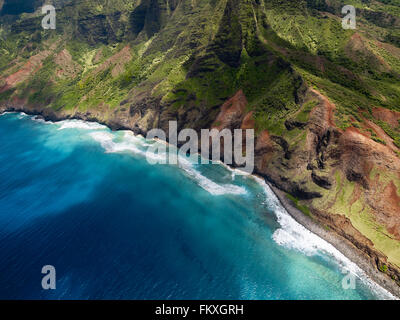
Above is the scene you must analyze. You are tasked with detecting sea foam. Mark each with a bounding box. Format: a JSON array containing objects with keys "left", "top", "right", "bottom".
[
  {"left": 24, "top": 116, "right": 248, "bottom": 197},
  {"left": 253, "top": 176, "right": 397, "bottom": 300},
  {"left": 58, "top": 119, "right": 106, "bottom": 131},
  {"left": 88, "top": 129, "right": 247, "bottom": 196},
  {"left": 178, "top": 157, "right": 247, "bottom": 196}
]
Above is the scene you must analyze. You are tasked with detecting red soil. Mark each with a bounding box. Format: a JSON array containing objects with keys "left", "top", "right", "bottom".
[
  {"left": 213, "top": 90, "right": 248, "bottom": 130},
  {"left": 363, "top": 118, "right": 399, "bottom": 153},
  {"left": 0, "top": 51, "right": 51, "bottom": 93},
  {"left": 241, "top": 111, "right": 255, "bottom": 130},
  {"left": 339, "top": 127, "right": 400, "bottom": 240},
  {"left": 255, "top": 130, "right": 273, "bottom": 152},
  {"left": 372, "top": 107, "right": 400, "bottom": 129},
  {"left": 377, "top": 181, "right": 400, "bottom": 240},
  {"left": 309, "top": 88, "right": 336, "bottom": 128}
]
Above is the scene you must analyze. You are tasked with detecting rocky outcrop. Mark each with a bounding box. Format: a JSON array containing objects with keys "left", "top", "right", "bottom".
[
  {"left": 285, "top": 119, "right": 307, "bottom": 130},
  {"left": 77, "top": 11, "right": 124, "bottom": 45},
  {"left": 130, "top": 0, "right": 180, "bottom": 38}
]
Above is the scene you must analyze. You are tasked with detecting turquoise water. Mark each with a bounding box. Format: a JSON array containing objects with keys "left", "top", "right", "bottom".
[{"left": 0, "top": 112, "right": 393, "bottom": 300}]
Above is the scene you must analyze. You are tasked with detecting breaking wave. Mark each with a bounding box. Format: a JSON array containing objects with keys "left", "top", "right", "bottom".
[
  {"left": 252, "top": 176, "right": 396, "bottom": 300},
  {"left": 88, "top": 129, "right": 247, "bottom": 196},
  {"left": 178, "top": 157, "right": 247, "bottom": 196},
  {"left": 58, "top": 119, "right": 106, "bottom": 131}
]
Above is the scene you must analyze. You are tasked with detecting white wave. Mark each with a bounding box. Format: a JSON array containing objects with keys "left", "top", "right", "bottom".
[
  {"left": 89, "top": 130, "right": 167, "bottom": 166},
  {"left": 178, "top": 157, "right": 247, "bottom": 196},
  {"left": 8, "top": 112, "right": 396, "bottom": 298},
  {"left": 121, "top": 131, "right": 152, "bottom": 147},
  {"left": 217, "top": 160, "right": 252, "bottom": 177},
  {"left": 57, "top": 119, "right": 106, "bottom": 131},
  {"left": 89, "top": 131, "right": 120, "bottom": 152},
  {"left": 0, "top": 111, "right": 13, "bottom": 116},
  {"left": 31, "top": 115, "right": 48, "bottom": 123},
  {"left": 1, "top": 112, "right": 45, "bottom": 122},
  {"left": 89, "top": 131, "right": 154, "bottom": 155},
  {"left": 17, "top": 112, "right": 28, "bottom": 119},
  {"left": 89, "top": 129, "right": 247, "bottom": 196},
  {"left": 253, "top": 176, "right": 396, "bottom": 300},
  {"left": 78, "top": 121, "right": 400, "bottom": 298}
]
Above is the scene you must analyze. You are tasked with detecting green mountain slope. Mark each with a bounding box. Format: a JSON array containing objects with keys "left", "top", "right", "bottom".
[{"left": 1, "top": 0, "right": 400, "bottom": 288}]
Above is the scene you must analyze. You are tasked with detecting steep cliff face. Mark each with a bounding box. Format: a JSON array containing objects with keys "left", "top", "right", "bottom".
[{"left": 0, "top": 0, "right": 400, "bottom": 285}]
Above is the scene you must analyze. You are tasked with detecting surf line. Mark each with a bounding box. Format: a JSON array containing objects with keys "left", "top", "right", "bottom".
[{"left": 145, "top": 121, "right": 255, "bottom": 174}]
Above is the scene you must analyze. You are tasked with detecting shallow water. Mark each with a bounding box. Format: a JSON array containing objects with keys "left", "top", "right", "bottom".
[{"left": 0, "top": 112, "right": 394, "bottom": 299}]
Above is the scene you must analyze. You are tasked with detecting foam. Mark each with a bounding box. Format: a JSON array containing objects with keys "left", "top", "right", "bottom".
[
  {"left": 64, "top": 120, "right": 394, "bottom": 297},
  {"left": 89, "top": 131, "right": 116, "bottom": 151},
  {"left": 19, "top": 116, "right": 247, "bottom": 196},
  {"left": 90, "top": 125, "right": 394, "bottom": 296},
  {"left": 17, "top": 112, "right": 28, "bottom": 119},
  {"left": 178, "top": 157, "right": 247, "bottom": 196},
  {"left": 88, "top": 129, "right": 247, "bottom": 196},
  {"left": 217, "top": 160, "right": 252, "bottom": 177},
  {"left": 31, "top": 115, "right": 48, "bottom": 123},
  {"left": 88, "top": 130, "right": 166, "bottom": 163},
  {"left": 252, "top": 176, "right": 396, "bottom": 300},
  {"left": 57, "top": 119, "right": 106, "bottom": 131},
  {"left": 121, "top": 131, "right": 152, "bottom": 147}
]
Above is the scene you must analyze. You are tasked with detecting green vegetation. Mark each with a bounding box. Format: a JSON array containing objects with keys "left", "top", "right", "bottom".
[
  {"left": 374, "top": 119, "right": 400, "bottom": 148},
  {"left": 313, "top": 169, "right": 400, "bottom": 266},
  {"left": 295, "top": 100, "right": 318, "bottom": 123},
  {"left": 379, "top": 264, "right": 388, "bottom": 273},
  {"left": 286, "top": 193, "right": 313, "bottom": 218},
  {"left": 1, "top": 0, "right": 399, "bottom": 130}
]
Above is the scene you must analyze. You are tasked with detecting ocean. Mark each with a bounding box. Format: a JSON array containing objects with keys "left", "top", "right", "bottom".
[{"left": 0, "top": 112, "right": 394, "bottom": 299}]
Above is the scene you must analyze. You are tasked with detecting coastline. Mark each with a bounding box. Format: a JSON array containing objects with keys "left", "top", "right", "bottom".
[
  {"left": 269, "top": 184, "right": 400, "bottom": 299},
  {"left": 1, "top": 105, "right": 399, "bottom": 299}
]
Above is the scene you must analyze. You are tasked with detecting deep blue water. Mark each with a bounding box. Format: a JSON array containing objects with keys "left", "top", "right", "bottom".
[{"left": 0, "top": 112, "right": 393, "bottom": 299}]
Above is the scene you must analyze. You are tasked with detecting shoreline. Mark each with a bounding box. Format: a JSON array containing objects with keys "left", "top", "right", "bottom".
[
  {"left": 1, "top": 106, "right": 399, "bottom": 299},
  {"left": 269, "top": 184, "right": 400, "bottom": 299}
]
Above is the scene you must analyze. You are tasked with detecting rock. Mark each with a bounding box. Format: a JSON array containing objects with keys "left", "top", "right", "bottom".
[
  {"left": 311, "top": 171, "right": 332, "bottom": 190},
  {"left": 285, "top": 119, "right": 307, "bottom": 130}
]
